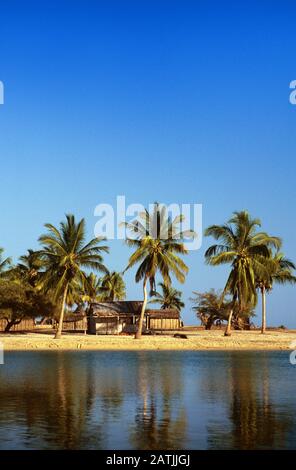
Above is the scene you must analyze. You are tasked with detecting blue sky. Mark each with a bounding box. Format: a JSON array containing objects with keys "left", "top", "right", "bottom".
[{"left": 0, "top": 0, "right": 296, "bottom": 326}]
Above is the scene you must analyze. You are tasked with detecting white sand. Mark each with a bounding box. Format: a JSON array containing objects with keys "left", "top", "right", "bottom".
[{"left": 0, "top": 329, "right": 295, "bottom": 351}]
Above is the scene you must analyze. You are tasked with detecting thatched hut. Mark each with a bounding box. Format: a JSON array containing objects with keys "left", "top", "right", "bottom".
[
  {"left": 53, "top": 306, "right": 88, "bottom": 333},
  {"left": 88, "top": 302, "right": 181, "bottom": 335},
  {"left": 62, "top": 313, "right": 87, "bottom": 332},
  {"left": 146, "top": 309, "right": 181, "bottom": 331},
  {"left": 88, "top": 301, "right": 143, "bottom": 335}
]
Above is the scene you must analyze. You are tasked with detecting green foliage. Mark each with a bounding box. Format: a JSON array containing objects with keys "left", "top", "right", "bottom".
[
  {"left": 0, "top": 208, "right": 293, "bottom": 336},
  {"left": 15, "top": 249, "right": 43, "bottom": 287},
  {"left": 0, "top": 247, "right": 11, "bottom": 278},
  {"left": 99, "top": 271, "right": 126, "bottom": 301},
  {"left": 124, "top": 203, "right": 193, "bottom": 293},
  {"left": 66, "top": 271, "right": 126, "bottom": 306},
  {"left": 205, "top": 211, "right": 281, "bottom": 308},
  {"left": 191, "top": 289, "right": 229, "bottom": 329},
  {"left": 81, "top": 272, "right": 102, "bottom": 304},
  {"left": 150, "top": 282, "right": 184, "bottom": 311},
  {"left": 191, "top": 289, "right": 255, "bottom": 330},
  {"left": 0, "top": 279, "right": 56, "bottom": 331},
  {"left": 124, "top": 203, "right": 194, "bottom": 338},
  {"left": 256, "top": 252, "right": 296, "bottom": 292},
  {"left": 231, "top": 303, "right": 255, "bottom": 330},
  {"left": 38, "top": 214, "right": 109, "bottom": 338},
  {"left": 38, "top": 214, "right": 109, "bottom": 301},
  {"left": 255, "top": 251, "right": 296, "bottom": 332}
]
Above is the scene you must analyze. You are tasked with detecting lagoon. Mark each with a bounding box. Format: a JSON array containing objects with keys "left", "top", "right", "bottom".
[{"left": 0, "top": 351, "right": 295, "bottom": 449}]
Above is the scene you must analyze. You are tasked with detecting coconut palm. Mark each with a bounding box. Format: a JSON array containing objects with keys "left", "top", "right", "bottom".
[
  {"left": 205, "top": 211, "right": 281, "bottom": 336},
  {"left": 256, "top": 252, "right": 296, "bottom": 333},
  {"left": 82, "top": 272, "right": 103, "bottom": 304},
  {"left": 124, "top": 203, "right": 194, "bottom": 339},
  {"left": 17, "top": 249, "right": 43, "bottom": 287},
  {"left": 0, "top": 248, "right": 11, "bottom": 278},
  {"left": 99, "top": 271, "right": 126, "bottom": 301},
  {"left": 150, "top": 282, "right": 184, "bottom": 311},
  {"left": 63, "top": 272, "right": 103, "bottom": 318},
  {"left": 38, "top": 214, "right": 109, "bottom": 339}
]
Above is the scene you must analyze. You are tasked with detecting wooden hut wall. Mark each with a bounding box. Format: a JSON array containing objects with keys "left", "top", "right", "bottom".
[
  {"left": 0, "top": 318, "right": 35, "bottom": 332},
  {"left": 95, "top": 317, "right": 121, "bottom": 335},
  {"left": 62, "top": 319, "right": 87, "bottom": 331},
  {"left": 148, "top": 317, "right": 180, "bottom": 330}
]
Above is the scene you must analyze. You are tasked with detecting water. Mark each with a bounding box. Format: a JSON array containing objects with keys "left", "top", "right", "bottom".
[{"left": 0, "top": 350, "right": 295, "bottom": 449}]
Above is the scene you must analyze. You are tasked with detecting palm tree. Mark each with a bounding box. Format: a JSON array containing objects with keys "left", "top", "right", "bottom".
[
  {"left": 82, "top": 272, "right": 103, "bottom": 304},
  {"left": 124, "top": 203, "right": 194, "bottom": 339},
  {"left": 256, "top": 252, "right": 296, "bottom": 334},
  {"left": 0, "top": 248, "right": 11, "bottom": 277},
  {"left": 17, "top": 249, "right": 43, "bottom": 287},
  {"left": 205, "top": 211, "right": 281, "bottom": 336},
  {"left": 99, "top": 271, "right": 126, "bottom": 301},
  {"left": 150, "top": 282, "right": 184, "bottom": 311},
  {"left": 38, "top": 214, "right": 109, "bottom": 339}
]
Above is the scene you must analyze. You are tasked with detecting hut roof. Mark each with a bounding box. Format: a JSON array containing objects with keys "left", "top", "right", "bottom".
[
  {"left": 90, "top": 301, "right": 143, "bottom": 318},
  {"left": 63, "top": 314, "right": 86, "bottom": 322},
  {"left": 74, "top": 305, "right": 86, "bottom": 316},
  {"left": 63, "top": 305, "right": 86, "bottom": 322},
  {"left": 146, "top": 309, "right": 180, "bottom": 319}
]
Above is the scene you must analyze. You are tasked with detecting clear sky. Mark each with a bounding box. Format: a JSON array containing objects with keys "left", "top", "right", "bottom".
[{"left": 0, "top": 0, "right": 296, "bottom": 326}]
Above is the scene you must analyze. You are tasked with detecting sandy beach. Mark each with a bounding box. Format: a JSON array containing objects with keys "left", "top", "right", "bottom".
[{"left": 1, "top": 329, "right": 296, "bottom": 351}]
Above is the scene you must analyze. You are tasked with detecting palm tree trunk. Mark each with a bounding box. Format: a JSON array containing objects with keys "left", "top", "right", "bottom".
[
  {"left": 224, "top": 309, "right": 233, "bottom": 336},
  {"left": 54, "top": 284, "right": 68, "bottom": 339},
  {"left": 224, "top": 294, "right": 237, "bottom": 337},
  {"left": 261, "top": 286, "right": 266, "bottom": 334},
  {"left": 135, "top": 277, "right": 148, "bottom": 339}
]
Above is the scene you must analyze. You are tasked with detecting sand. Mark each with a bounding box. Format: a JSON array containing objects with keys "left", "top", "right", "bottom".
[{"left": 0, "top": 329, "right": 296, "bottom": 351}]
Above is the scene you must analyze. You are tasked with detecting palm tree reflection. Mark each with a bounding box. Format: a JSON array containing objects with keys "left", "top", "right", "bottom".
[
  {"left": 0, "top": 353, "right": 106, "bottom": 448},
  {"left": 205, "top": 353, "right": 294, "bottom": 449},
  {"left": 130, "top": 352, "right": 187, "bottom": 449}
]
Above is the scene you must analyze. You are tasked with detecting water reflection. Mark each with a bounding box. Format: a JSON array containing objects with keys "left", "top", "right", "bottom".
[
  {"left": 201, "top": 353, "right": 295, "bottom": 449},
  {"left": 130, "top": 352, "right": 187, "bottom": 449},
  {"left": 0, "top": 353, "right": 104, "bottom": 448},
  {"left": 0, "top": 351, "right": 295, "bottom": 449}
]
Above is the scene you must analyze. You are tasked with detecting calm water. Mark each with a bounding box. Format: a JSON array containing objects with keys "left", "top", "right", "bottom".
[{"left": 0, "top": 350, "right": 295, "bottom": 449}]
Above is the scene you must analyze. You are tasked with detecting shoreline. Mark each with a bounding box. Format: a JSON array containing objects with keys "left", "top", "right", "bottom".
[{"left": 1, "top": 330, "right": 295, "bottom": 352}]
